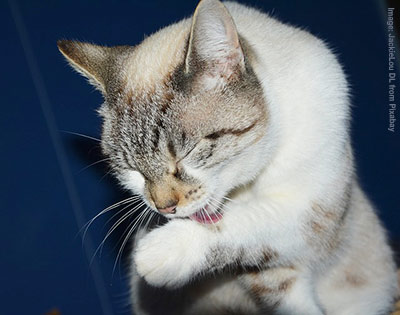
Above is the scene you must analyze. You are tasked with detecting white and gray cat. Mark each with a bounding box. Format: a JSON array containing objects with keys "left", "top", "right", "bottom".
[{"left": 58, "top": 0, "right": 399, "bottom": 314}]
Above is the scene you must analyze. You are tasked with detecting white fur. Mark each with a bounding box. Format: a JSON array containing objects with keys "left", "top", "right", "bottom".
[{"left": 123, "top": 1, "right": 398, "bottom": 314}]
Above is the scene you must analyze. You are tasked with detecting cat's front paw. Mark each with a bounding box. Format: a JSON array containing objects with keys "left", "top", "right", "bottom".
[{"left": 134, "top": 219, "right": 210, "bottom": 288}]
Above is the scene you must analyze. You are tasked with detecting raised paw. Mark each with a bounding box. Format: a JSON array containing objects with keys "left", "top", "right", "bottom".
[{"left": 134, "top": 219, "right": 210, "bottom": 288}]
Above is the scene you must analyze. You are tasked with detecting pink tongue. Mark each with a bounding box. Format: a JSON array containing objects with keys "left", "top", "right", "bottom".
[{"left": 190, "top": 209, "right": 223, "bottom": 224}]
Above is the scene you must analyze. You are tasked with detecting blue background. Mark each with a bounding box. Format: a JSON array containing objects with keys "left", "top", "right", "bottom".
[{"left": 2, "top": 0, "right": 399, "bottom": 314}]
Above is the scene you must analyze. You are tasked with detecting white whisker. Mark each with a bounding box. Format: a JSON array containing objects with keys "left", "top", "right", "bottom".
[
  {"left": 99, "top": 168, "right": 114, "bottom": 182},
  {"left": 80, "top": 195, "right": 140, "bottom": 243},
  {"left": 61, "top": 130, "right": 101, "bottom": 142},
  {"left": 203, "top": 205, "right": 218, "bottom": 229},
  {"left": 99, "top": 201, "right": 145, "bottom": 257},
  {"left": 221, "top": 195, "right": 236, "bottom": 203},
  {"left": 77, "top": 157, "right": 112, "bottom": 174},
  {"left": 208, "top": 198, "right": 226, "bottom": 216},
  {"left": 112, "top": 207, "right": 152, "bottom": 276},
  {"left": 90, "top": 201, "right": 145, "bottom": 264},
  {"left": 102, "top": 200, "right": 144, "bottom": 230}
]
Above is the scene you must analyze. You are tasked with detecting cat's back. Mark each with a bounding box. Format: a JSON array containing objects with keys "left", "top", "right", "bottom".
[
  {"left": 225, "top": 1, "right": 347, "bottom": 99},
  {"left": 225, "top": 2, "right": 337, "bottom": 66}
]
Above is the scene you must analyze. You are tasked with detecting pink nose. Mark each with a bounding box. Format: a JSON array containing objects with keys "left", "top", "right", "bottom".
[{"left": 158, "top": 205, "right": 177, "bottom": 214}]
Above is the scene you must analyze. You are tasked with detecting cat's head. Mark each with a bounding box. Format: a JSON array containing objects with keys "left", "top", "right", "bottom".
[{"left": 58, "top": 0, "right": 270, "bottom": 223}]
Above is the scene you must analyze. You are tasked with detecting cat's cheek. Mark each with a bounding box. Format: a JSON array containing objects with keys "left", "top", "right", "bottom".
[
  {"left": 119, "top": 170, "right": 145, "bottom": 195},
  {"left": 133, "top": 219, "right": 210, "bottom": 288}
]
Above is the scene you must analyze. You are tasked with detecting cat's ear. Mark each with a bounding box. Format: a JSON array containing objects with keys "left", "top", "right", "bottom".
[
  {"left": 57, "top": 40, "right": 110, "bottom": 93},
  {"left": 185, "top": 0, "right": 245, "bottom": 86}
]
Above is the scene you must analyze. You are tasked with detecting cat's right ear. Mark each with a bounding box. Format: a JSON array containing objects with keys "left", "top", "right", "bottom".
[
  {"left": 57, "top": 40, "right": 109, "bottom": 94},
  {"left": 185, "top": 0, "right": 245, "bottom": 88}
]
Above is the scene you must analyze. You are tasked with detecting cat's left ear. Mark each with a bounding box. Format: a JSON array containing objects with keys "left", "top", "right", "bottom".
[
  {"left": 57, "top": 40, "right": 116, "bottom": 94},
  {"left": 185, "top": 0, "right": 245, "bottom": 87}
]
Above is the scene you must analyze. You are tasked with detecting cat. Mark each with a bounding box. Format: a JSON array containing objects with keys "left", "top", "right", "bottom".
[{"left": 58, "top": 0, "right": 399, "bottom": 314}]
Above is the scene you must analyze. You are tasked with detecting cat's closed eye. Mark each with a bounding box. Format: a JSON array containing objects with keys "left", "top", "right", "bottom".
[
  {"left": 204, "top": 132, "right": 222, "bottom": 140},
  {"left": 204, "top": 121, "right": 259, "bottom": 141}
]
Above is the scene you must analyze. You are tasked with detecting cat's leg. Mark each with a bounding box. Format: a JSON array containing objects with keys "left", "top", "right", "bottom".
[
  {"left": 273, "top": 276, "right": 325, "bottom": 315},
  {"left": 316, "top": 265, "right": 397, "bottom": 315},
  {"left": 315, "top": 256, "right": 397, "bottom": 315},
  {"left": 241, "top": 267, "right": 325, "bottom": 315},
  {"left": 130, "top": 269, "right": 192, "bottom": 315},
  {"left": 316, "top": 184, "right": 398, "bottom": 315}
]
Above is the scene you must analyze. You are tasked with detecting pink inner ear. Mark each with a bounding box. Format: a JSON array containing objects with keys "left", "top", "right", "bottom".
[
  {"left": 198, "top": 48, "right": 244, "bottom": 90},
  {"left": 196, "top": 17, "right": 245, "bottom": 79},
  {"left": 216, "top": 48, "right": 244, "bottom": 78}
]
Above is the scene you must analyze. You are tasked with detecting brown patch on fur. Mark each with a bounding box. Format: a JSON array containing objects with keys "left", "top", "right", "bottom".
[
  {"left": 393, "top": 298, "right": 400, "bottom": 314},
  {"left": 261, "top": 249, "right": 279, "bottom": 266},
  {"left": 250, "top": 283, "right": 274, "bottom": 299},
  {"left": 305, "top": 202, "right": 349, "bottom": 255},
  {"left": 312, "top": 203, "right": 342, "bottom": 223},
  {"left": 323, "top": 210, "right": 337, "bottom": 221},
  {"left": 278, "top": 278, "right": 295, "bottom": 292},
  {"left": 345, "top": 272, "right": 366, "bottom": 287},
  {"left": 311, "top": 220, "right": 323, "bottom": 234},
  {"left": 125, "top": 89, "right": 133, "bottom": 104},
  {"left": 249, "top": 277, "right": 295, "bottom": 306}
]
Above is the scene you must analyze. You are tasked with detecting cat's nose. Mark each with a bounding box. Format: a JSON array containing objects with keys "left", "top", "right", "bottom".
[{"left": 156, "top": 200, "right": 177, "bottom": 214}]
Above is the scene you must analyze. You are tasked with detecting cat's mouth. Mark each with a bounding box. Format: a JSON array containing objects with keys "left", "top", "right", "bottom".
[{"left": 189, "top": 204, "right": 223, "bottom": 224}]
